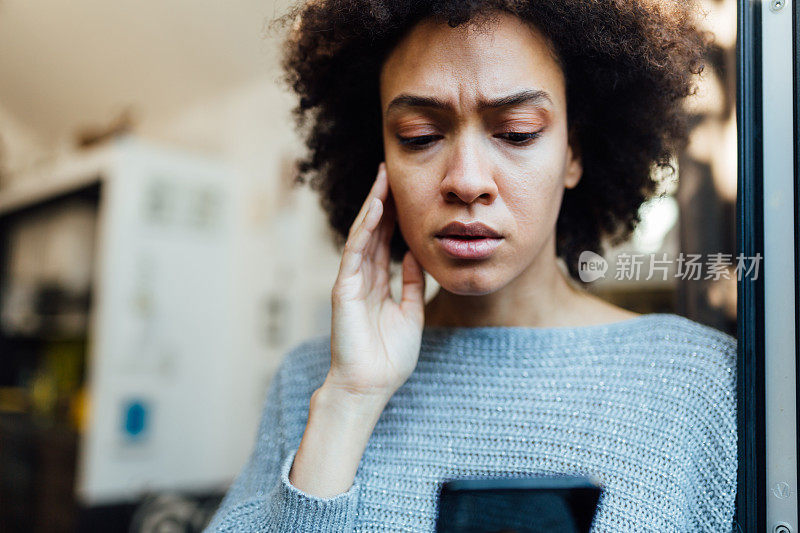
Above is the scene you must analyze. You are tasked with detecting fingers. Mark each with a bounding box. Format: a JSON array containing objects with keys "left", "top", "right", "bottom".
[
  {"left": 369, "top": 188, "right": 396, "bottom": 273},
  {"left": 400, "top": 250, "right": 426, "bottom": 319},
  {"left": 346, "top": 163, "right": 388, "bottom": 243},
  {"left": 338, "top": 196, "right": 383, "bottom": 280},
  {"left": 337, "top": 164, "right": 389, "bottom": 282}
]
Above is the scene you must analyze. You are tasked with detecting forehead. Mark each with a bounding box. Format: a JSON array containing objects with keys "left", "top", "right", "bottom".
[{"left": 379, "top": 11, "right": 566, "bottom": 112}]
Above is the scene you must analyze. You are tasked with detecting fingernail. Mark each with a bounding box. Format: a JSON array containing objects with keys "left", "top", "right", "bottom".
[{"left": 365, "top": 197, "right": 375, "bottom": 213}]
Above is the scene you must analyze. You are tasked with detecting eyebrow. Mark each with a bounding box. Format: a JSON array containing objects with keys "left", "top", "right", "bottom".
[{"left": 385, "top": 89, "right": 553, "bottom": 117}]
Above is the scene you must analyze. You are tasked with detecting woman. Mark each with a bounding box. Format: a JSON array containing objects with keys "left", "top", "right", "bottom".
[{"left": 206, "top": 1, "right": 736, "bottom": 531}]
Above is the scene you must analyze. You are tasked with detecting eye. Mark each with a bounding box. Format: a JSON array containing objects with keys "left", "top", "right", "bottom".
[
  {"left": 396, "top": 134, "right": 443, "bottom": 150},
  {"left": 495, "top": 131, "right": 542, "bottom": 145}
]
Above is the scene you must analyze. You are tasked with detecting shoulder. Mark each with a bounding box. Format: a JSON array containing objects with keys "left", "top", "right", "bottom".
[
  {"left": 599, "top": 312, "right": 736, "bottom": 378},
  {"left": 642, "top": 312, "right": 737, "bottom": 368},
  {"left": 637, "top": 312, "right": 736, "bottom": 412},
  {"left": 259, "top": 334, "right": 333, "bottom": 445},
  {"left": 271, "top": 333, "right": 333, "bottom": 394}
]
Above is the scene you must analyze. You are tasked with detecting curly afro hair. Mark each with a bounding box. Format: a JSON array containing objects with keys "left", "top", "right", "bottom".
[{"left": 278, "top": 0, "right": 710, "bottom": 283}]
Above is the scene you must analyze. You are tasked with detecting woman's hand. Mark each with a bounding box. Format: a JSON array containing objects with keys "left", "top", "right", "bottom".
[
  {"left": 288, "top": 163, "right": 426, "bottom": 498},
  {"left": 325, "top": 162, "right": 426, "bottom": 401}
]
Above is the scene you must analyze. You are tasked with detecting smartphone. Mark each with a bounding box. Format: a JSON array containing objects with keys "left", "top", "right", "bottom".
[{"left": 435, "top": 475, "right": 603, "bottom": 533}]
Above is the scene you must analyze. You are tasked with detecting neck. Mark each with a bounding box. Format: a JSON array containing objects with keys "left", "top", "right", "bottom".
[{"left": 423, "top": 243, "right": 595, "bottom": 329}]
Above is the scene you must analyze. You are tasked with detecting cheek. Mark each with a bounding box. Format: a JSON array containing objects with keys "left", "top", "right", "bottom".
[
  {"left": 388, "top": 174, "right": 415, "bottom": 212},
  {"left": 494, "top": 132, "right": 570, "bottom": 219},
  {"left": 388, "top": 171, "right": 445, "bottom": 253},
  {"left": 387, "top": 174, "right": 426, "bottom": 236},
  {"left": 387, "top": 161, "right": 440, "bottom": 208},
  {"left": 500, "top": 166, "right": 566, "bottom": 231}
]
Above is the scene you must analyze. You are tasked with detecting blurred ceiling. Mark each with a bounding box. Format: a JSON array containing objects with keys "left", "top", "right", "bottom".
[{"left": 0, "top": 0, "right": 292, "bottom": 144}]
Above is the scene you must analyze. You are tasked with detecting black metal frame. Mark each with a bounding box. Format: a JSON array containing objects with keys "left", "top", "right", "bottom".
[{"left": 736, "top": 0, "right": 766, "bottom": 531}]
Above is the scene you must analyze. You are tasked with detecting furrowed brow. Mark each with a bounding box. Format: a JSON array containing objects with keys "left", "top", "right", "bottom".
[
  {"left": 385, "top": 94, "right": 452, "bottom": 116},
  {"left": 385, "top": 89, "right": 553, "bottom": 117},
  {"left": 480, "top": 89, "right": 552, "bottom": 109}
]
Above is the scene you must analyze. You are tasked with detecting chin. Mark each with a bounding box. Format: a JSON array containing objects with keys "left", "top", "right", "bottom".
[{"left": 429, "top": 262, "right": 505, "bottom": 296}]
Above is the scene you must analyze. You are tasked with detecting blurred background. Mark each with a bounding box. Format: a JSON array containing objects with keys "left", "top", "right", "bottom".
[{"left": 0, "top": 0, "right": 737, "bottom": 531}]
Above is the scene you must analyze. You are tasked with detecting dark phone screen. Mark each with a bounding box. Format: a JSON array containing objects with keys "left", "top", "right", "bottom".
[{"left": 436, "top": 480, "right": 601, "bottom": 533}]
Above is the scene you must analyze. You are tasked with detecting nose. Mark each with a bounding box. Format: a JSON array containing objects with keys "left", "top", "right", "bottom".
[{"left": 440, "top": 135, "right": 498, "bottom": 205}]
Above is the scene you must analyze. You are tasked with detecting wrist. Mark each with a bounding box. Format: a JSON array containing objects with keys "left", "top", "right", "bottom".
[
  {"left": 291, "top": 382, "right": 387, "bottom": 498},
  {"left": 313, "top": 380, "right": 392, "bottom": 417},
  {"left": 318, "top": 374, "right": 396, "bottom": 408}
]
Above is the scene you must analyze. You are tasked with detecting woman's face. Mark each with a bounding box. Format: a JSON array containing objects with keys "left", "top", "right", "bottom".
[{"left": 380, "top": 11, "right": 582, "bottom": 296}]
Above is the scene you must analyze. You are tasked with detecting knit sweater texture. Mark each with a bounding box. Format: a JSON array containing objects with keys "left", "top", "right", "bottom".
[{"left": 204, "top": 313, "right": 737, "bottom": 532}]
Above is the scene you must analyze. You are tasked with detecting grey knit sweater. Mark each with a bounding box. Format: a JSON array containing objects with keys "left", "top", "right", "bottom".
[{"left": 204, "top": 313, "right": 737, "bottom": 532}]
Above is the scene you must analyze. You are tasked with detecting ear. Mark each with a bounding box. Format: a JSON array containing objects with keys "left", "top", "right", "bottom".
[{"left": 564, "top": 128, "right": 583, "bottom": 190}]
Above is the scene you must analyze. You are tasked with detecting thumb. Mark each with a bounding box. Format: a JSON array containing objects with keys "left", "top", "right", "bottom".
[{"left": 400, "top": 250, "right": 425, "bottom": 318}]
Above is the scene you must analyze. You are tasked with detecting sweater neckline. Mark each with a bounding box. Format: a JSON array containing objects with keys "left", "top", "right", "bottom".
[{"left": 420, "top": 312, "right": 677, "bottom": 348}]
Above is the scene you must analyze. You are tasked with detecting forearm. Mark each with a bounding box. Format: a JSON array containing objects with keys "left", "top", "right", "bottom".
[
  {"left": 205, "top": 358, "right": 370, "bottom": 532},
  {"left": 289, "top": 381, "right": 390, "bottom": 497}
]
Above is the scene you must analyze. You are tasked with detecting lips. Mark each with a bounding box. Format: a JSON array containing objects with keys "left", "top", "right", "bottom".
[
  {"left": 434, "top": 221, "right": 503, "bottom": 259},
  {"left": 435, "top": 221, "right": 502, "bottom": 239}
]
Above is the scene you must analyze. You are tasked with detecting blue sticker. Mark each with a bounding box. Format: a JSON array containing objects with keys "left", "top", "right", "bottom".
[{"left": 122, "top": 399, "right": 148, "bottom": 438}]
